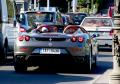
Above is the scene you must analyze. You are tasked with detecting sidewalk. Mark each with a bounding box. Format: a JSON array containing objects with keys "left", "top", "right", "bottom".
[{"left": 92, "top": 69, "right": 112, "bottom": 84}]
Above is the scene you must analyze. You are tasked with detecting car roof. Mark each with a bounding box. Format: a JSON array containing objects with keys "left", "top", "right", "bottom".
[
  {"left": 67, "top": 12, "right": 88, "bottom": 15},
  {"left": 24, "top": 11, "right": 56, "bottom": 14},
  {"left": 84, "top": 16, "right": 112, "bottom": 19},
  {"left": 67, "top": 12, "right": 87, "bottom": 14}
]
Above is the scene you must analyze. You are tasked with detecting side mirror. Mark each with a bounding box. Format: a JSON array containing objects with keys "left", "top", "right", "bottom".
[
  {"left": 16, "top": 14, "right": 20, "bottom": 22},
  {"left": 13, "top": 20, "right": 16, "bottom": 27},
  {"left": 16, "top": 14, "right": 25, "bottom": 23},
  {"left": 64, "top": 22, "right": 68, "bottom": 25},
  {"left": 13, "top": 16, "right": 17, "bottom": 27},
  {"left": 74, "top": 21, "right": 80, "bottom": 25}
]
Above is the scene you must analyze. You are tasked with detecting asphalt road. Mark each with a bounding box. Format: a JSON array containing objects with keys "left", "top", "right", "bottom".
[{"left": 0, "top": 50, "right": 112, "bottom": 84}]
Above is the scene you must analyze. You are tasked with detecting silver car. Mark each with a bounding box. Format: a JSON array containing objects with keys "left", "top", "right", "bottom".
[
  {"left": 14, "top": 25, "right": 98, "bottom": 72},
  {"left": 80, "top": 17, "right": 114, "bottom": 49}
]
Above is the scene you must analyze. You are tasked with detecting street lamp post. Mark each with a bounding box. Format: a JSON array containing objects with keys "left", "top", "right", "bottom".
[
  {"left": 109, "top": 0, "right": 120, "bottom": 84},
  {"left": 72, "top": 0, "right": 76, "bottom": 12},
  {"left": 36, "top": 0, "right": 41, "bottom": 10},
  {"left": 34, "top": 0, "right": 36, "bottom": 10},
  {"left": 66, "top": 0, "right": 71, "bottom": 12},
  {"left": 68, "top": 1, "right": 70, "bottom": 12},
  {"left": 47, "top": 0, "right": 50, "bottom": 10},
  {"left": 86, "top": 0, "right": 90, "bottom": 14}
]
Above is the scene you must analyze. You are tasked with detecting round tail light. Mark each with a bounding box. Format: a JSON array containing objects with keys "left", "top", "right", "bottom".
[
  {"left": 18, "top": 36, "right": 24, "bottom": 41},
  {"left": 71, "top": 36, "right": 77, "bottom": 42},
  {"left": 78, "top": 37, "right": 84, "bottom": 42},
  {"left": 18, "top": 35, "right": 30, "bottom": 41},
  {"left": 25, "top": 36, "right": 30, "bottom": 41}
]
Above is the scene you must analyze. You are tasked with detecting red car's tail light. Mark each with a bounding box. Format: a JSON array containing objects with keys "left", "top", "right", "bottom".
[
  {"left": 18, "top": 36, "right": 24, "bottom": 41},
  {"left": 25, "top": 36, "right": 30, "bottom": 41},
  {"left": 19, "top": 28, "right": 26, "bottom": 32},
  {"left": 78, "top": 36, "right": 84, "bottom": 42},
  {"left": 71, "top": 36, "right": 77, "bottom": 42},
  {"left": 109, "top": 29, "right": 114, "bottom": 36}
]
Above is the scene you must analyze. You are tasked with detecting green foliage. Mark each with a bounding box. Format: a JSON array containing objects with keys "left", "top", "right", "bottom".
[
  {"left": 96, "top": 0, "right": 103, "bottom": 3},
  {"left": 66, "top": 0, "right": 72, "bottom": 2},
  {"left": 6, "top": 0, "right": 14, "bottom": 18},
  {"left": 78, "top": 0, "right": 87, "bottom": 6},
  {"left": 78, "top": 0, "right": 86, "bottom": 3},
  {"left": 79, "top": 8, "right": 88, "bottom": 13}
]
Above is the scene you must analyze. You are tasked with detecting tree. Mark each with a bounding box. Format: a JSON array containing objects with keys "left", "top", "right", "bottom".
[
  {"left": 95, "top": 0, "right": 113, "bottom": 13},
  {"left": 118, "top": 1, "right": 120, "bottom": 13},
  {"left": 6, "top": 0, "right": 14, "bottom": 18},
  {"left": 78, "top": 0, "right": 88, "bottom": 7}
]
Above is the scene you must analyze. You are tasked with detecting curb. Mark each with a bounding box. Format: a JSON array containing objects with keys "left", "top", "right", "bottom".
[{"left": 92, "top": 69, "right": 112, "bottom": 84}]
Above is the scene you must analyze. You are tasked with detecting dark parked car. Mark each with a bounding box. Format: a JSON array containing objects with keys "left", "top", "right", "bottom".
[
  {"left": 66, "top": 12, "right": 88, "bottom": 25},
  {"left": 61, "top": 14, "right": 73, "bottom": 26}
]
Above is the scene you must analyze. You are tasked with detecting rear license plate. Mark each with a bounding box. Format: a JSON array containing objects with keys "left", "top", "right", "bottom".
[{"left": 40, "top": 48, "right": 60, "bottom": 54}]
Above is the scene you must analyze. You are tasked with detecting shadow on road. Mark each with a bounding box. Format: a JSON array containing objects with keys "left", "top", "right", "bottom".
[
  {"left": 0, "top": 70, "right": 94, "bottom": 84},
  {"left": 98, "top": 55, "right": 112, "bottom": 57},
  {"left": 0, "top": 51, "right": 113, "bottom": 75},
  {"left": 92, "top": 61, "right": 112, "bottom": 74},
  {"left": 0, "top": 51, "right": 113, "bottom": 84},
  {"left": 98, "top": 48, "right": 112, "bottom": 52}
]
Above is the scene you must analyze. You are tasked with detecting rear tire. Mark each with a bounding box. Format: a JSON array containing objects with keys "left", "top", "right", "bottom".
[
  {"left": 3, "top": 46, "right": 8, "bottom": 63},
  {"left": 14, "top": 64, "right": 27, "bottom": 72},
  {"left": 84, "top": 55, "right": 92, "bottom": 73},
  {"left": 84, "top": 46, "right": 93, "bottom": 73},
  {"left": 14, "top": 57, "right": 27, "bottom": 72},
  {"left": 0, "top": 47, "right": 6, "bottom": 64},
  {"left": 1, "top": 39, "right": 8, "bottom": 63},
  {"left": 0, "top": 44, "right": 7, "bottom": 64},
  {"left": 93, "top": 56, "right": 97, "bottom": 67}
]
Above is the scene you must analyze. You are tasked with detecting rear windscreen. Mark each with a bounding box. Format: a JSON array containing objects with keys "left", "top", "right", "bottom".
[
  {"left": 27, "top": 12, "right": 55, "bottom": 26},
  {"left": 81, "top": 18, "right": 113, "bottom": 27}
]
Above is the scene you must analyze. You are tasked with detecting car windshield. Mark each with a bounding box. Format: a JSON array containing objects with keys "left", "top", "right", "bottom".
[
  {"left": 74, "top": 14, "right": 87, "bottom": 21},
  {"left": 27, "top": 12, "right": 55, "bottom": 26},
  {"left": 64, "top": 27, "right": 83, "bottom": 34},
  {"left": 81, "top": 18, "right": 113, "bottom": 27}
]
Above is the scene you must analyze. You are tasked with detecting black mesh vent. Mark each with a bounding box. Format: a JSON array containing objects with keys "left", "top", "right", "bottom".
[{"left": 35, "top": 37, "right": 66, "bottom": 41}]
